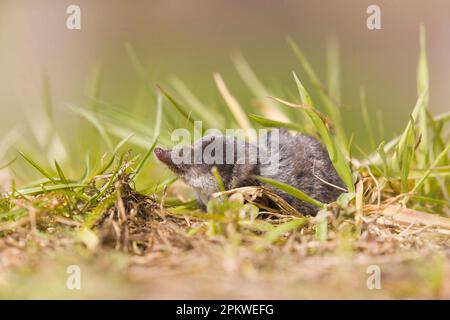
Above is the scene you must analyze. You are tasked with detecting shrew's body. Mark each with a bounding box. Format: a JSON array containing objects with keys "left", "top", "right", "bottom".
[{"left": 154, "top": 128, "right": 346, "bottom": 215}]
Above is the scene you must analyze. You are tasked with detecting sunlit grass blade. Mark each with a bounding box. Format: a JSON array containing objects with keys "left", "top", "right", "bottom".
[
  {"left": 326, "top": 37, "right": 341, "bottom": 106},
  {"left": 409, "top": 195, "right": 450, "bottom": 206},
  {"left": 211, "top": 167, "right": 226, "bottom": 193},
  {"left": 365, "top": 110, "right": 449, "bottom": 167},
  {"left": 0, "top": 157, "right": 17, "bottom": 171},
  {"left": 397, "top": 115, "right": 417, "bottom": 193},
  {"left": 273, "top": 72, "right": 354, "bottom": 193},
  {"left": 426, "top": 111, "right": 447, "bottom": 162},
  {"left": 376, "top": 141, "right": 390, "bottom": 176},
  {"left": 89, "top": 153, "right": 125, "bottom": 203},
  {"left": 231, "top": 53, "right": 290, "bottom": 122},
  {"left": 54, "top": 160, "right": 68, "bottom": 184},
  {"left": 94, "top": 133, "right": 134, "bottom": 177},
  {"left": 153, "top": 92, "right": 163, "bottom": 138},
  {"left": 84, "top": 99, "right": 172, "bottom": 147},
  {"left": 158, "top": 85, "right": 197, "bottom": 126},
  {"left": 132, "top": 135, "right": 158, "bottom": 180},
  {"left": 125, "top": 42, "right": 151, "bottom": 84},
  {"left": 140, "top": 176, "right": 178, "bottom": 194},
  {"left": 68, "top": 104, "right": 114, "bottom": 151},
  {"left": 42, "top": 70, "right": 54, "bottom": 126},
  {"left": 360, "top": 87, "right": 376, "bottom": 151},
  {"left": 287, "top": 37, "right": 346, "bottom": 145},
  {"left": 90, "top": 98, "right": 155, "bottom": 135},
  {"left": 405, "top": 144, "right": 450, "bottom": 204},
  {"left": 248, "top": 114, "right": 303, "bottom": 131},
  {"left": 392, "top": 89, "right": 428, "bottom": 176},
  {"left": 77, "top": 153, "right": 91, "bottom": 182},
  {"left": 83, "top": 195, "right": 116, "bottom": 229},
  {"left": 170, "top": 76, "right": 224, "bottom": 129},
  {"left": 19, "top": 152, "right": 56, "bottom": 184},
  {"left": 9, "top": 183, "right": 87, "bottom": 196},
  {"left": 213, "top": 73, "right": 253, "bottom": 135},
  {"left": 131, "top": 93, "right": 162, "bottom": 180},
  {"left": 273, "top": 96, "right": 353, "bottom": 192},
  {"left": 314, "top": 210, "right": 328, "bottom": 242},
  {"left": 417, "top": 25, "right": 430, "bottom": 169},
  {"left": 0, "top": 208, "right": 28, "bottom": 220},
  {"left": 87, "top": 62, "right": 103, "bottom": 111},
  {"left": 255, "top": 217, "right": 309, "bottom": 250},
  {"left": 255, "top": 176, "right": 326, "bottom": 209}
]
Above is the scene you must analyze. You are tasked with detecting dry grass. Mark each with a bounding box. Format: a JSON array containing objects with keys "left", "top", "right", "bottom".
[{"left": 0, "top": 167, "right": 449, "bottom": 299}]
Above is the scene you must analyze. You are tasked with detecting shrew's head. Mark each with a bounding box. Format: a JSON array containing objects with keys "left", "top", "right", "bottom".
[{"left": 154, "top": 134, "right": 241, "bottom": 195}]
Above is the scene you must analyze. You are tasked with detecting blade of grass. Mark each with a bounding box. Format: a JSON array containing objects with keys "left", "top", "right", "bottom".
[
  {"left": 287, "top": 37, "right": 346, "bottom": 146},
  {"left": 248, "top": 114, "right": 303, "bottom": 131},
  {"left": 365, "top": 110, "right": 448, "bottom": 167},
  {"left": 42, "top": 70, "right": 54, "bottom": 126},
  {"left": 255, "top": 175, "right": 326, "bottom": 209},
  {"left": 0, "top": 157, "right": 17, "bottom": 170},
  {"left": 94, "top": 133, "right": 134, "bottom": 177},
  {"left": 170, "top": 76, "right": 224, "bottom": 128},
  {"left": 125, "top": 42, "right": 152, "bottom": 85},
  {"left": 315, "top": 210, "right": 328, "bottom": 242},
  {"left": 417, "top": 25, "right": 430, "bottom": 169},
  {"left": 158, "top": 85, "right": 197, "bottom": 127},
  {"left": 326, "top": 37, "right": 341, "bottom": 106},
  {"left": 213, "top": 73, "right": 254, "bottom": 138},
  {"left": 131, "top": 93, "right": 163, "bottom": 180},
  {"left": 132, "top": 136, "right": 158, "bottom": 181},
  {"left": 153, "top": 91, "right": 163, "bottom": 138},
  {"left": 360, "top": 87, "right": 376, "bottom": 151},
  {"left": 255, "top": 217, "right": 309, "bottom": 250},
  {"left": 87, "top": 62, "right": 103, "bottom": 111},
  {"left": 9, "top": 183, "right": 86, "bottom": 196},
  {"left": 405, "top": 144, "right": 450, "bottom": 204},
  {"left": 83, "top": 195, "right": 116, "bottom": 229},
  {"left": 231, "top": 53, "right": 290, "bottom": 123},
  {"left": 272, "top": 72, "right": 354, "bottom": 193},
  {"left": 399, "top": 115, "right": 416, "bottom": 193},
  {"left": 89, "top": 153, "right": 125, "bottom": 203},
  {"left": 392, "top": 89, "right": 428, "bottom": 172},
  {"left": 212, "top": 166, "right": 226, "bottom": 193},
  {"left": 19, "top": 152, "right": 56, "bottom": 184},
  {"left": 54, "top": 160, "right": 68, "bottom": 184},
  {"left": 80, "top": 153, "right": 91, "bottom": 182},
  {"left": 68, "top": 104, "right": 113, "bottom": 151},
  {"left": 376, "top": 141, "right": 390, "bottom": 176}
]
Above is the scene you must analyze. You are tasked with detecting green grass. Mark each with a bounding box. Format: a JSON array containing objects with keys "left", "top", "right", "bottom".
[{"left": 1, "top": 27, "right": 447, "bottom": 223}]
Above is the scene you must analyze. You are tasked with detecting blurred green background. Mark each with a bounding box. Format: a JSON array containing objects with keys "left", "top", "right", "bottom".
[{"left": 0, "top": 0, "right": 449, "bottom": 188}]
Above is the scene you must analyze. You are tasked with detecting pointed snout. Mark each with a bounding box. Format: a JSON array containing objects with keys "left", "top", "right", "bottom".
[{"left": 154, "top": 147, "right": 172, "bottom": 165}]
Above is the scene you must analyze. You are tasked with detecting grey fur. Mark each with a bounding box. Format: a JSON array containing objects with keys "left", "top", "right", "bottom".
[{"left": 154, "top": 128, "right": 346, "bottom": 215}]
